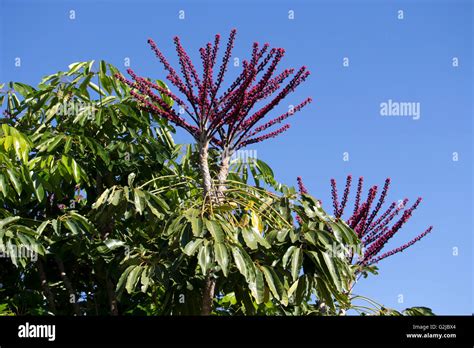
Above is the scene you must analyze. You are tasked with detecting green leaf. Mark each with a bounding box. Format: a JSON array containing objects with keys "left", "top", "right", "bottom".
[
  {"left": 98, "top": 95, "right": 116, "bottom": 107},
  {"left": 92, "top": 188, "right": 110, "bottom": 209},
  {"left": 36, "top": 220, "right": 50, "bottom": 236},
  {"left": 67, "top": 61, "right": 88, "bottom": 75},
  {"left": 231, "top": 246, "right": 255, "bottom": 283},
  {"left": 47, "top": 134, "right": 65, "bottom": 152},
  {"left": 402, "top": 306, "right": 435, "bottom": 316},
  {"left": 241, "top": 227, "right": 258, "bottom": 250},
  {"left": 147, "top": 192, "right": 170, "bottom": 211},
  {"left": 140, "top": 266, "right": 151, "bottom": 293},
  {"left": 329, "top": 220, "right": 358, "bottom": 246},
  {"left": 243, "top": 216, "right": 271, "bottom": 249},
  {"left": 6, "top": 240, "right": 17, "bottom": 266},
  {"left": 145, "top": 198, "right": 163, "bottom": 219},
  {"left": 0, "top": 216, "right": 21, "bottom": 229},
  {"left": 126, "top": 265, "right": 143, "bottom": 294},
  {"left": 3, "top": 135, "right": 13, "bottom": 151},
  {"left": 44, "top": 103, "right": 61, "bottom": 123},
  {"left": 108, "top": 189, "right": 123, "bottom": 206},
  {"left": 276, "top": 228, "right": 290, "bottom": 242},
  {"left": 255, "top": 159, "right": 274, "bottom": 179},
  {"left": 127, "top": 173, "right": 136, "bottom": 187},
  {"left": 63, "top": 136, "right": 72, "bottom": 153},
  {"left": 183, "top": 238, "right": 203, "bottom": 256},
  {"left": 6, "top": 169, "right": 22, "bottom": 196},
  {"left": 260, "top": 265, "right": 285, "bottom": 302},
  {"left": 133, "top": 189, "right": 146, "bottom": 215},
  {"left": 156, "top": 80, "right": 174, "bottom": 107},
  {"left": 64, "top": 218, "right": 81, "bottom": 235},
  {"left": 231, "top": 246, "right": 249, "bottom": 280},
  {"left": 205, "top": 218, "right": 224, "bottom": 243},
  {"left": 214, "top": 242, "right": 229, "bottom": 276},
  {"left": 29, "top": 171, "right": 45, "bottom": 202},
  {"left": 69, "top": 212, "right": 95, "bottom": 233},
  {"left": 13, "top": 82, "right": 34, "bottom": 97},
  {"left": 291, "top": 247, "right": 303, "bottom": 281},
  {"left": 184, "top": 209, "right": 203, "bottom": 237},
  {"left": 116, "top": 265, "right": 135, "bottom": 295},
  {"left": 89, "top": 81, "right": 106, "bottom": 96},
  {"left": 315, "top": 276, "right": 335, "bottom": 311},
  {"left": 70, "top": 158, "right": 81, "bottom": 182},
  {"left": 288, "top": 279, "right": 299, "bottom": 298},
  {"left": 52, "top": 219, "right": 61, "bottom": 235},
  {"left": 0, "top": 174, "right": 9, "bottom": 196},
  {"left": 198, "top": 241, "right": 212, "bottom": 275},
  {"left": 307, "top": 250, "right": 343, "bottom": 293},
  {"left": 104, "top": 239, "right": 125, "bottom": 250},
  {"left": 282, "top": 246, "right": 296, "bottom": 267},
  {"left": 321, "top": 251, "right": 342, "bottom": 291},
  {"left": 100, "top": 60, "right": 107, "bottom": 77},
  {"left": 249, "top": 268, "right": 265, "bottom": 304}
]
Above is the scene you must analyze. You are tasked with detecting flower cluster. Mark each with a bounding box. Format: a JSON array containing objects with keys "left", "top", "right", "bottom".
[
  {"left": 297, "top": 175, "right": 433, "bottom": 265},
  {"left": 297, "top": 176, "right": 308, "bottom": 195},
  {"left": 117, "top": 29, "right": 312, "bottom": 151}
]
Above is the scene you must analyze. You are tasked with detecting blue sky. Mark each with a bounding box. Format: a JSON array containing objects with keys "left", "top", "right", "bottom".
[{"left": 1, "top": 0, "right": 472, "bottom": 314}]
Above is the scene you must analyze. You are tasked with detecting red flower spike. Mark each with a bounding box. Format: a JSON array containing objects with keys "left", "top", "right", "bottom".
[
  {"left": 325, "top": 176, "right": 432, "bottom": 265},
  {"left": 122, "top": 30, "right": 310, "bottom": 152},
  {"left": 297, "top": 176, "right": 308, "bottom": 195}
]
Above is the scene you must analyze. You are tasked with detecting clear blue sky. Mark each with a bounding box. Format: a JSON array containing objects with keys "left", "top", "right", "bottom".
[{"left": 1, "top": 0, "right": 472, "bottom": 314}]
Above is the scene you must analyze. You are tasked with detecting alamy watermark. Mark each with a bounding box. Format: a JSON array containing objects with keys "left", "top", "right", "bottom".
[
  {"left": 230, "top": 149, "right": 257, "bottom": 164},
  {"left": 57, "top": 100, "right": 95, "bottom": 118},
  {"left": 0, "top": 245, "right": 38, "bottom": 261},
  {"left": 325, "top": 242, "right": 364, "bottom": 260},
  {"left": 380, "top": 99, "right": 421, "bottom": 120}
]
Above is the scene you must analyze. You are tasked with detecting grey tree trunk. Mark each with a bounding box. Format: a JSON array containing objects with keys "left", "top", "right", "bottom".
[
  {"left": 198, "top": 137, "right": 216, "bottom": 315},
  {"left": 216, "top": 148, "right": 231, "bottom": 197},
  {"left": 198, "top": 142, "right": 233, "bottom": 315},
  {"left": 198, "top": 139, "right": 213, "bottom": 199}
]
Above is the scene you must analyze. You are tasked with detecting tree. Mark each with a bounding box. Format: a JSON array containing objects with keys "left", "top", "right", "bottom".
[
  {"left": 0, "top": 60, "right": 177, "bottom": 314},
  {"left": 117, "top": 29, "right": 313, "bottom": 314}
]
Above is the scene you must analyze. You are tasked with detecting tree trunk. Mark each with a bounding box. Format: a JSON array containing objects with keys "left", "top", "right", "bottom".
[
  {"left": 201, "top": 274, "right": 216, "bottom": 315},
  {"left": 198, "top": 142, "right": 233, "bottom": 315},
  {"left": 106, "top": 276, "right": 119, "bottom": 316},
  {"left": 198, "top": 138, "right": 213, "bottom": 199},
  {"left": 198, "top": 137, "right": 216, "bottom": 315},
  {"left": 216, "top": 148, "right": 231, "bottom": 197},
  {"left": 55, "top": 257, "right": 81, "bottom": 315},
  {"left": 37, "top": 259, "right": 57, "bottom": 314}
]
